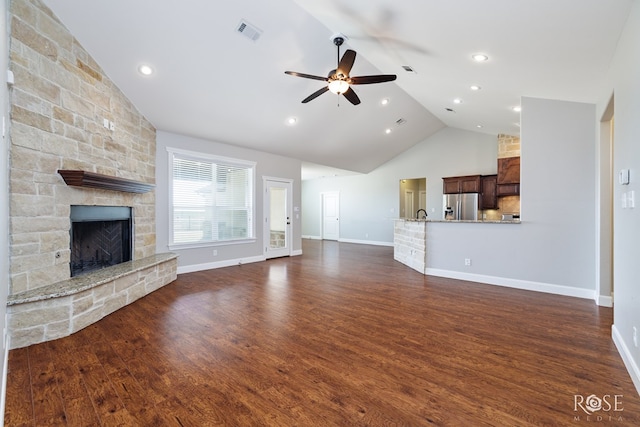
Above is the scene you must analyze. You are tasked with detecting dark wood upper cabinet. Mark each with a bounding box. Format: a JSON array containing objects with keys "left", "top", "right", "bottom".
[
  {"left": 497, "top": 157, "right": 520, "bottom": 184},
  {"left": 443, "top": 175, "right": 481, "bottom": 194},
  {"left": 496, "top": 183, "right": 520, "bottom": 196},
  {"left": 480, "top": 175, "right": 498, "bottom": 210}
]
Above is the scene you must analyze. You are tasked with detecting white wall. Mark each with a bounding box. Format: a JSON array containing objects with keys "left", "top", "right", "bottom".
[
  {"left": 304, "top": 100, "right": 597, "bottom": 298},
  {"left": 1, "top": 0, "right": 10, "bottom": 411},
  {"left": 600, "top": 0, "right": 640, "bottom": 394},
  {"left": 302, "top": 127, "right": 497, "bottom": 243},
  {"left": 155, "top": 131, "right": 302, "bottom": 272}
]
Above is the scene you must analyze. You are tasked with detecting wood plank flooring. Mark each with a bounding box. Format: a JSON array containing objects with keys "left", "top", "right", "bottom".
[{"left": 5, "top": 240, "right": 640, "bottom": 426}]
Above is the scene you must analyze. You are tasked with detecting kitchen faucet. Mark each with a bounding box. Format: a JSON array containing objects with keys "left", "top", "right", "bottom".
[{"left": 416, "top": 209, "right": 428, "bottom": 219}]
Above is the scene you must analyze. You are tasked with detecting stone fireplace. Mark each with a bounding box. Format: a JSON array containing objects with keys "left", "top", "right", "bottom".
[{"left": 6, "top": 0, "right": 177, "bottom": 349}]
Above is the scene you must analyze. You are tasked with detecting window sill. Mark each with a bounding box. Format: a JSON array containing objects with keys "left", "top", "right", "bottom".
[{"left": 168, "top": 238, "right": 256, "bottom": 251}]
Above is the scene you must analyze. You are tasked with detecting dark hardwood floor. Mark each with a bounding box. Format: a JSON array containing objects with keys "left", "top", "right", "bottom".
[{"left": 4, "top": 240, "right": 640, "bottom": 426}]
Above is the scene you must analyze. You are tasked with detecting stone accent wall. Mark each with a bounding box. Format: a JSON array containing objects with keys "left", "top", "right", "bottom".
[
  {"left": 9, "top": 0, "right": 156, "bottom": 296},
  {"left": 497, "top": 133, "right": 521, "bottom": 158},
  {"left": 393, "top": 220, "right": 426, "bottom": 274}
]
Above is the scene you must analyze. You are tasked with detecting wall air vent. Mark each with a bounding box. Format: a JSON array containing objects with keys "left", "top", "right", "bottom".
[
  {"left": 402, "top": 65, "right": 416, "bottom": 73},
  {"left": 236, "top": 20, "right": 262, "bottom": 42}
]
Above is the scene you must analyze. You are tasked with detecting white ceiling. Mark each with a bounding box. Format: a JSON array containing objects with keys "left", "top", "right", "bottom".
[{"left": 41, "top": 0, "right": 632, "bottom": 178}]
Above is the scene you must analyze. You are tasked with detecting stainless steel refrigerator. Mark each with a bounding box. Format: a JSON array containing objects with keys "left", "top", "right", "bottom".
[{"left": 443, "top": 193, "right": 479, "bottom": 220}]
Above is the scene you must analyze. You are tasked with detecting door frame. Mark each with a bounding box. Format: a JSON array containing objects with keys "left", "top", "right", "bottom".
[
  {"left": 263, "top": 177, "right": 293, "bottom": 259},
  {"left": 596, "top": 95, "right": 614, "bottom": 307}
]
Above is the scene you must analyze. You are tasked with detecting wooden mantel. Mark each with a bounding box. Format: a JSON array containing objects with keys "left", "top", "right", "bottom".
[{"left": 58, "top": 170, "right": 155, "bottom": 193}]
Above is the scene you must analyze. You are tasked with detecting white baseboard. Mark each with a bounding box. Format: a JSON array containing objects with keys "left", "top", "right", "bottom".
[
  {"left": 177, "top": 255, "right": 266, "bottom": 274},
  {"left": 302, "top": 236, "right": 393, "bottom": 247},
  {"left": 612, "top": 324, "right": 640, "bottom": 396},
  {"left": 597, "top": 294, "right": 613, "bottom": 307},
  {"left": 338, "top": 238, "right": 393, "bottom": 247},
  {"left": 177, "top": 249, "right": 304, "bottom": 274},
  {"left": 424, "top": 268, "right": 596, "bottom": 300}
]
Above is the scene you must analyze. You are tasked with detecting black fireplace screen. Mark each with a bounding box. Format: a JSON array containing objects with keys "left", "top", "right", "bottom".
[{"left": 70, "top": 206, "right": 132, "bottom": 277}]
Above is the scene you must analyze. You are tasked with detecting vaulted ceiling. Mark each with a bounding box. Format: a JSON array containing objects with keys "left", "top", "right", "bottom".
[{"left": 42, "top": 0, "right": 632, "bottom": 177}]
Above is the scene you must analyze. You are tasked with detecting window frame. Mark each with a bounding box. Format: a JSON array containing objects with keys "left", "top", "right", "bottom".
[{"left": 167, "top": 147, "right": 257, "bottom": 250}]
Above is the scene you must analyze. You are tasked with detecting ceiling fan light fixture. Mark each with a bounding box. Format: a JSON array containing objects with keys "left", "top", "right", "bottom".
[{"left": 328, "top": 79, "right": 349, "bottom": 95}]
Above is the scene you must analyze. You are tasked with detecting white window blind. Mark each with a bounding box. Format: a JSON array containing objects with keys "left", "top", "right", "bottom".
[{"left": 169, "top": 149, "right": 254, "bottom": 246}]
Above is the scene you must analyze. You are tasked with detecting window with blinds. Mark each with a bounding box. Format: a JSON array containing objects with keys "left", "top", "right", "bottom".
[{"left": 169, "top": 149, "right": 255, "bottom": 246}]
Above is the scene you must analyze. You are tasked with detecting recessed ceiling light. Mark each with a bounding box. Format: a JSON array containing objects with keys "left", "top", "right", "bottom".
[
  {"left": 472, "top": 54, "right": 489, "bottom": 62},
  {"left": 286, "top": 117, "right": 297, "bottom": 125},
  {"left": 385, "top": 128, "right": 392, "bottom": 134},
  {"left": 470, "top": 85, "right": 481, "bottom": 91},
  {"left": 512, "top": 106, "right": 522, "bottom": 112},
  {"left": 138, "top": 64, "right": 153, "bottom": 76},
  {"left": 381, "top": 98, "right": 390, "bottom": 106},
  {"left": 453, "top": 98, "right": 462, "bottom": 104},
  {"left": 476, "top": 125, "right": 483, "bottom": 128}
]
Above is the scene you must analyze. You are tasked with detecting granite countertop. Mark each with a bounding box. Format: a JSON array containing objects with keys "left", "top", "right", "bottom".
[
  {"left": 8, "top": 252, "right": 178, "bottom": 305},
  {"left": 399, "top": 218, "right": 521, "bottom": 224}
]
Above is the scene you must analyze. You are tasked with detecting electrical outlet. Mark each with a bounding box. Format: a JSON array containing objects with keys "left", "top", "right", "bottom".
[
  {"left": 633, "top": 327, "right": 638, "bottom": 348},
  {"left": 213, "top": 249, "right": 218, "bottom": 256},
  {"left": 464, "top": 258, "right": 471, "bottom": 266}
]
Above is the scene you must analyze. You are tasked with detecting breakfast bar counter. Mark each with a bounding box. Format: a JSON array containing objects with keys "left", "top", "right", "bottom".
[{"left": 393, "top": 218, "right": 520, "bottom": 274}]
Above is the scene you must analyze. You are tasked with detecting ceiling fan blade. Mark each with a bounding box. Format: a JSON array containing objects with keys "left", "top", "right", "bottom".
[
  {"left": 342, "top": 87, "right": 361, "bottom": 105},
  {"left": 337, "top": 49, "right": 356, "bottom": 76},
  {"left": 302, "top": 86, "right": 330, "bottom": 103},
  {"left": 350, "top": 74, "right": 397, "bottom": 85},
  {"left": 285, "top": 71, "right": 328, "bottom": 82}
]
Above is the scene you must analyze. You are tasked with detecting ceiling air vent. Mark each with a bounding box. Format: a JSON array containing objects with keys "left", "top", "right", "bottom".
[
  {"left": 396, "top": 118, "right": 407, "bottom": 125},
  {"left": 236, "top": 20, "right": 262, "bottom": 42},
  {"left": 402, "top": 65, "right": 416, "bottom": 73}
]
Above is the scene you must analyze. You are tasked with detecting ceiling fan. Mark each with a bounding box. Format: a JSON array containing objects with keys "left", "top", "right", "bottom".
[{"left": 284, "top": 36, "right": 397, "bottom": 105}]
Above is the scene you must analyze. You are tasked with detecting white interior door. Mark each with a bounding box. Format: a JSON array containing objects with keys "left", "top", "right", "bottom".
[
  {"left": 322, "top": 191, "right": 339, "bottom": 241},
  {"left": 264, "top": 178, "right": 292, "bottom": 259}
]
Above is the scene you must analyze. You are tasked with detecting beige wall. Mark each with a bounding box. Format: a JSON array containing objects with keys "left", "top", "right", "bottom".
[{"left": 9, "top": 0, "right": 156, "bottom": 295}]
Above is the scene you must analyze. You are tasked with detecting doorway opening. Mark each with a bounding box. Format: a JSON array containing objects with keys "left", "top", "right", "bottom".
[{"left": 597, "top": 94, "right": 614, "bottom": 307}]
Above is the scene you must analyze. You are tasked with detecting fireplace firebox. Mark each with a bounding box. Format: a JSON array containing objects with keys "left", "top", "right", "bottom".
[{"left": 70, "top": 206, "right": 133, "bottom": 277}]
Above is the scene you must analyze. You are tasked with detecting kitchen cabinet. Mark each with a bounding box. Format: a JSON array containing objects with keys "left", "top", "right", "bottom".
[
  {"left": 497, "top": 157, "right": 520, "bottom": 184},
  {"left": 442, "top": 175, "right": 481, "bottom": 194},
  {"left": 480, "top": 175, "right": 498, "bottom": 209},
  {"left": 496, "top": 183, "right": 520, "bottom": 196}
]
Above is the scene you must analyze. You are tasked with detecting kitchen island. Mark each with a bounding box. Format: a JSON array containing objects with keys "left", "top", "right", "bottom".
[{"left": 393, "top": 218, "right": 520, "bottom": 274}]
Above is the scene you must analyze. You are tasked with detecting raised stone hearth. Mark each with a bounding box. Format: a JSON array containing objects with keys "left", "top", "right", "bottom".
[{"left": 7, "top": 253, "right": 177, "bottom": 349}]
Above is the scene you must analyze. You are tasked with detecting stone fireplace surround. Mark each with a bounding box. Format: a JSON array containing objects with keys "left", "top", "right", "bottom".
[{"left": 7, "top": 0, "right": 177, "bottom": 349}]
